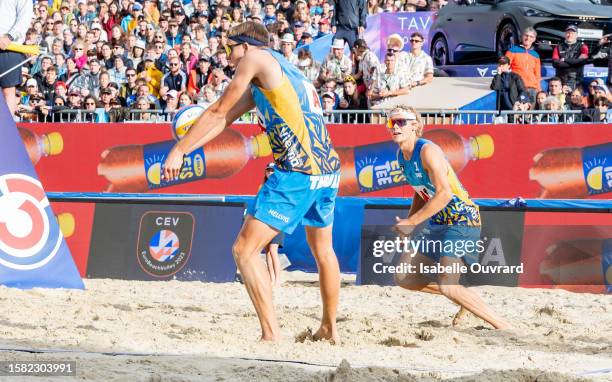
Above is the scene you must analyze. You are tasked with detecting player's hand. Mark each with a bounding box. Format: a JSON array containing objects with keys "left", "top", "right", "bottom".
[
  {"left": 393, "top": 217, "right": 415, "bottom": 237},
  {"left": 162, "top": 145, "right": 185, "bottom": 181},
  {"left": 0, "top": 35, "right": 11, "bottom": 50}
]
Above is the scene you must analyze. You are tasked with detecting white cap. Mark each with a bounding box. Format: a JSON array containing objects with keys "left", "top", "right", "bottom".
[
  {"left": 26, "top": 78, "right": 38, "bottom": 87},
  {"left": 280, "top": 33, "right": 295, "bottom": 44},
  {"left": 167, "top": 89, "right": 179, "bottom": 98},
  {"left": 331, "top": 39, "right": 345, "bottom": 50},
  {"left": 91, "top": 23, "right": 102, "bottom": 30},
  {"left": 134, "top": 39, "right": 146, "bottom": 50}
]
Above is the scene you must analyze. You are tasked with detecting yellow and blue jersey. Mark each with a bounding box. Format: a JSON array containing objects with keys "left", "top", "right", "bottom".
[
  {"left": 251, "top": 49, "right": 340, "bottom": 175},
  {"left": 398, "top": 139, "right": 481, "bottom": 226}
]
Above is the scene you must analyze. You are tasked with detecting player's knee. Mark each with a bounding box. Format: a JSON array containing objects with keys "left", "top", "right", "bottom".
[
  {"left": 439, "top": 283, "right": 460, "bottom": 298},
  {"left": 231, "top": 239, "right": 247, "bottom": 264}
]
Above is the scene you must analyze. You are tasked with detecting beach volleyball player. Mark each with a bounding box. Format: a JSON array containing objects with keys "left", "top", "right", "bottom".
[
  {"left": 162, "top": 22, "right": 342, "bottom": 342},
  {"left": 389, "top": 106, "right": 512, "bottom": 330}
]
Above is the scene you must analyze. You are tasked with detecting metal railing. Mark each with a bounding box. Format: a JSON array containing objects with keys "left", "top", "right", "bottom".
[{"left": 15, "top": 108, "right": 607, "bottom": 125}]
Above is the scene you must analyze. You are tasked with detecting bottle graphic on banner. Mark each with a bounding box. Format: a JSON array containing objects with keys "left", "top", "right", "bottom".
[
  {"left": 18, "top": 128, "right": 63, "bottom": 165},
  {"left": 98, "top": 129, "right": 271, "bottom": 192},
  {"left": 530, "top": 142, "right": 612, "bottom": 198},
  {"left": 338, "top": 129, "right": 494, "bottom": 195},
  {"left": 539, "top": 239, "right": 612, "bottom": 293}
]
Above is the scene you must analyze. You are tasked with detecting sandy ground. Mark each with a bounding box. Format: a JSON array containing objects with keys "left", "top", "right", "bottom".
[{"left": 0, "top": 273, "right": 610, "bottom": 382}]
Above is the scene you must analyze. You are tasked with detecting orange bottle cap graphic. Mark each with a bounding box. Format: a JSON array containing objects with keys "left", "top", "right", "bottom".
[
  {"left": 44, "top": 132, "right": 64, "bottom": 156},
  {"left": 471, "top": 134, "right": 494, "bottom": 160},
  {"left": 56, "top": 213, "right": 75, "bottom": 238},
  {"left": 251, "top": 133, "right": 272, "bottom": 158}
]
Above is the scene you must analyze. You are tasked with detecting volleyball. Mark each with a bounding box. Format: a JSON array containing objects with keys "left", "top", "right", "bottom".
[{"left": 171, "top": 104, "right": 205, "bottom": 140}]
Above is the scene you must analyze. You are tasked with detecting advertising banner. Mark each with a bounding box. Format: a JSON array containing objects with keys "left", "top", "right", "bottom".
[
  {"left": 18, "top": 122, "right": 612, "bottom": 200},
  {"left": 0, "top": 94, "right": 82, "bottom": 289},
  {"left": 365, "top": 12, "right": 434, "bottom": 61},
  {"left": 85, "top": 202, "right": 243, "bottom": 282}
]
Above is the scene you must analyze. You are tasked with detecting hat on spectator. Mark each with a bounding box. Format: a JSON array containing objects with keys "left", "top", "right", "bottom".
[
  {"left": 222, "top": 13, "right": 232, "bottom": 21},
  {"left": 199, "top": 55, "right": 210, "bottom": 62},
  {"left": 91, "top": 23, "right": 102, "bottom": 30},
  {"left": 280, "top": 33, "right": 295, "bottom": 44},
  {"left": 77, "top": 0, "right": 86, "bottom": 5},
  {"left": 109, "top": 98, "right": 120, "bottom": 105},
  {"left": 310, "top": 6, "right": 323, "bottom": 15},
  {"left": 134, "top": 40, "right": 146, "bottom": 50},
  {"left": 132, "top": 3, "right": 143, "bottom": 11},
  {"left": 518, "top": 94, "right": 530, "bottom": 103},
  {"left": 26, "top": 78, "right": 38, "bottom": 87},
  {"left": 322, "top": 91, "right": 335, "bottom": 100},
  {"left": 331, "top": 38, "right": 345, "bottom": 50},
  {"left": 497, "top": 55, "right": 510, "bottom": 65},
  {"left": 68, "top": 88, "right": 81, "bottom": 96},
  {"left": 293, "top": 21, "right": 304, "bottom": 28},
  {"left": 101, "top": 88, "right": 113, "bottom": 95},
  {"left": 301, "top": 32, "right": 312, "bottom": 40},
  {"left": 167, "top": 89, "right": 179, "bottom": 98},
  {"left": 593, "top": 84, "right": 609, "bottom": 94},
  {"left": 565, "top": 25, "right": 578, "bottom": 32},
  {"left": 387, "top": 33, "right": 404, "bottom": 50},
  {"left": 344, "top": 75, "right": 356, "bottom": 84},
  {"left": 319, "top": 18, "right": 330, "bottom": 25},
  {"left": 194, "top": 11, "right": 208, "bottom": 18},
  {"left": 61, "top": 2, "right": 70, "bottom": 9}
]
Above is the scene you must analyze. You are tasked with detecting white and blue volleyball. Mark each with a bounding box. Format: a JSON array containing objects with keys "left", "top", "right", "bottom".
[{"left": 171, "top": 104, "right": 205, "bottom": 140}]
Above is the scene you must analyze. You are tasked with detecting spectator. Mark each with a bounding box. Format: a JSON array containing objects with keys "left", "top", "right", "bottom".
[
  {"left": 133, "top": 95, "right": 155, "bottom": 121},
  {"left": 179, "top": 92, "right": 193, "bottom": 108},
  {"left": 505, "top": 27, "right": 541, "bottom": 102},
  {"left": 296, "top": 48, "right": 320, "bottom": 84},
  {"left": 191, "top": 25, "right": 209, "bottom": 54},
  {"left": 40, "top": 65, "right": 59, "bottom": 101},
  {"left": 333, "top": 0, "right": 367, "bottom": 49},
  {"left": 322, "top": 91, "right": 340, "bottom": 123},
  {"left": 108, "top": 55, "right": 127, "bottom": 85},
  {"left": 510, "top": 94, "right": 533, "bottom": 124},
  {"left": 163, "top": 89, "right": 180, "bottom": 114},
  {"left": 568, "top": 88, "right": 586, "bottom": 111},
  {"left": 338, "top": 75, "right": 368, "bottom": 123},
  {"left": 319, "top": 38, "right": 353, "bottom": 91},
  {"left": 591, "top": 34, "right": 611, "bottom": 86},
  {"left": 405, "top": 32, "right": 434, "bottom": 88},
  {"left": 368, "top": 53, "right": 410, "bottom": 108},
  {"left": 82, "top": 95, "right": 98, "bottom": 122},
  {"left": 280, "top": 33, "right": 299, "bottom": 66},
  {"left": 368, "top": 0, "right": 383, "bottom": 15},
  {"left": 180, "top": 42, "right": 198, "bottom": 73},
  {"left": 552, "top": 25, "right": 589, "bottom": 90},
  {"left": 352, "top": 39, "right": 380, "bottom": 91},
  {"left": 198, "top": 84, "right": 218, "bottom": 108},
  {"left": 167, "top": 19, "right": 183, "bottom": 47},
  {"left": 386, "top": 33, "right": 409, "bottom": 72},
  {"left": 582, "top": 96, "right": 610, "bottom": 123},
  {"left": 21, "top": 78, "right": 40, "bottom": 105},
  {"left": 130, "top": 40, "right": 146, "bottom": 69},
  {"left": 548, "top": 77, "right": 566, "bottom": 109},
  {"left": 67, "top": 88, "right": 83, "bottom": 109},
  {"left": 160, "top": 57, "right": 187, "bottom": 97},
  {"left": 317, "top": 17, "right": 332, "bottom": 39},
  {"left": 490, "top": 56, "right": 527, "bottom": 111},
  {"left": 541, "top": 96, "right": 563, "bottom": 123},
  {"left": 209, "top": 68, "right": 228, "bottom": 97},
  {"left": 121, "top": 68, "right": 139, "bottom": 100},
  {"left": 188, "top": 55, "right": 212, "bottom": 96},
  {"left": 130, "top": 83, "right": 160, "bottom": 109}
]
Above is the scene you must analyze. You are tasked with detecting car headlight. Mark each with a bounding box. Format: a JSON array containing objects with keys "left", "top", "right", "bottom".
[{"left": 519, "top": 7, "right": 553, "bottom": 17}]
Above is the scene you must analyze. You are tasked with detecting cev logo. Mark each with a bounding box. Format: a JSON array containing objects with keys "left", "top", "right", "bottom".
[{"left": 0, "top": 174, "right": 62, "bottom": 270}]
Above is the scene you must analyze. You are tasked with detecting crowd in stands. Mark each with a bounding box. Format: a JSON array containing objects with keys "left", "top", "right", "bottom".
[
  {"left": 11, "top": 0, "right": 611, "bottom": 123},
  {"left": 492, "top": 25, "right": 611, "bottom": 123},
  {"left": 12, "top": 0, "right": 441, "bottom": 123}
]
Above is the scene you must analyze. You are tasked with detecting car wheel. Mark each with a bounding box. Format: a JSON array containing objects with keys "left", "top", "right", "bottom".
[
  {"left": 432, "top": 35, "right": 450, "bottom": 66},
  {"left": 497, "top": 22, "right": 519, "bottom": 56}
]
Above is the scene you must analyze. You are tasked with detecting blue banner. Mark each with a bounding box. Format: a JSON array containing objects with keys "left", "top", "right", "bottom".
[
  {"left": 0, "top": 93, "right": 83, "bottom": 289},
  {"left": 365, "top": 12, "right": 434, "bottom": 61}
]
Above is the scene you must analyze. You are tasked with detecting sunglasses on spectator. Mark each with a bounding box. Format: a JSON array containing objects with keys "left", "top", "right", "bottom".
[
  {"left": 169, "top": 62, "right": 180, "bottom": 66},
  {"left": 410, "top": 39, "right": 423, "bottom": 43},
  {"left": 127, "top": 73, "right": 136, "bottom": 77},
  {"left": 387, "top": 48, "right": 399, "bottom": 53},
  {"left": 85, "top": 102, "right": 96, "bottom": 106}
]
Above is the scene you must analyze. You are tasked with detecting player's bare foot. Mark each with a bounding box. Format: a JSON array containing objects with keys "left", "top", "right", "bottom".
[
  {"left": 452, "top": 306, "right": 469, "bottom": 326},
  {"left": 313, "top": 325, "right": 339, "bottom": 345},
  {"left": 260, "top": 332, "right": 280, "bottom": 342}
]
